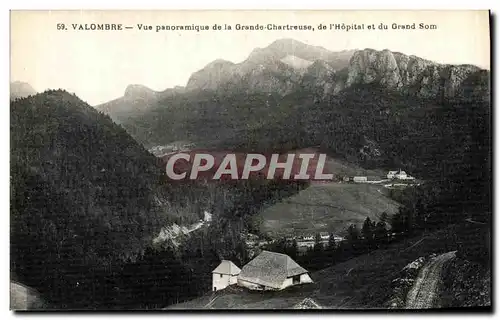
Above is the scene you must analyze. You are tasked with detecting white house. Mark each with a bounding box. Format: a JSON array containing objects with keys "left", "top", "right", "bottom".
[
  {"left": 388, "top": 170, "right": 415, "bottom": 180},
  {"left": 237, "top": 251, "right": 313, "bottom": 291},
  {"left": 395, "top": 170, "right": 408, "bottom": 179},
  {"left": 395, "top": 170, "right": 415, "bottom": 180},
  {"left": 212, "top": 260, "right": 241, "bottom": 291},
  {"left": 387, "top": 171, "right": 398, "bottom": 179}
]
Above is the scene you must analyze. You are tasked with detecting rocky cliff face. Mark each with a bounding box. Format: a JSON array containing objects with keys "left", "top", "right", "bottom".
[
  {"left": 345, "top": 49, "right": 484, "bottom": 100},
  {"left": 184, "top": 41, "right": 487, "bottom": 101}
]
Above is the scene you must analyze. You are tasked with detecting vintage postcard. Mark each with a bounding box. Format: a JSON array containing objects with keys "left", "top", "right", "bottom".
[{"left": 10, "top": 10, "right": 491, "bottom": 311}]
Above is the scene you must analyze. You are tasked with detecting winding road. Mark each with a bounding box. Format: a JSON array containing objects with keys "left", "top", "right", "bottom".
[{"left": 405, "top": 251, "right": 456, "bottom": 309}]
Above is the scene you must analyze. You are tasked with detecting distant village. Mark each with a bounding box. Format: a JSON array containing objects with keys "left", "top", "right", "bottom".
[{"left": 244, "top": 232, "right": 345, "bottom": 254}]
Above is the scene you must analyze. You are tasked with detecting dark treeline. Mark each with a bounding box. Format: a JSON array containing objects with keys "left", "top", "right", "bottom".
[
  {"left": 265, "top": 214, "right": 394, "bottom": 272},
  {"left": 48, "top": 179, "right": 306, "bottom": 309}
]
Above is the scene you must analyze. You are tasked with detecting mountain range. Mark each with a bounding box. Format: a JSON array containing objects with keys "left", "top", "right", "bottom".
[
  {"left": 91, "top": 39, "right": 489, "bottom": 183},
  {"left": 97, "top": 38, "right": 489, "bottom": 125}
]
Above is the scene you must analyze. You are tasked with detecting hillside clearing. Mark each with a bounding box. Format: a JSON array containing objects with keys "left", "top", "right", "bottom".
[{"left": 259, "top": 182, "right": 400, "bottom": 237}]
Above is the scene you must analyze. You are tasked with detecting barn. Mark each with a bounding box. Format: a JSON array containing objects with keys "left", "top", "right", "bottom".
[
  {"left": 212, "top": 260, "right": 241, "bottom": 291},
  {"left": 237, "top": 251, "right": 313, "bottom": 290}
]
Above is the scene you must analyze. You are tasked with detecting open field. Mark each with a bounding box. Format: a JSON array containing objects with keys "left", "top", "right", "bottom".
[{"left": 259, "top": 182, "right": 400, "bottom": 238}]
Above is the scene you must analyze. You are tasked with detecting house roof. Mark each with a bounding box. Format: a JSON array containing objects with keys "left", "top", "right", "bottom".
[
  {"left": 212, "top": 260, "right": 241, "bottom": 275},
  {"left": 237, "top": 251, "right": 309, "bottom": 289}
]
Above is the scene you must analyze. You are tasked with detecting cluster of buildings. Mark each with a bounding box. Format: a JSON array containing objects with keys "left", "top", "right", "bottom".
[
  {"left": 212, "top": 251, "right": 313, "bottom": 292},
  {"left": 386, "top": 170, "right": 415, "bottom": 180},
  {"left": 342, "top": 169, "right": 415, "bottom": 184},
  {"left": 296, "top": 233, "right": 344, "bottom": 243}
]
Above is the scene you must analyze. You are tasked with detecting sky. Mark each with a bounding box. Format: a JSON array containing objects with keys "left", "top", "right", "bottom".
[{"left": 10, "top": 10, "right": 490, "bottom": 105}]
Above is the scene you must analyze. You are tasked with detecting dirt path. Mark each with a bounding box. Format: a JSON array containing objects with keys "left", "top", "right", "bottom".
[{"left": 405, "top": 251, "right": 456, "bottom": 309}]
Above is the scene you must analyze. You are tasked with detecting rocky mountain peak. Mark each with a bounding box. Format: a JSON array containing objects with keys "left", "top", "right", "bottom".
[
  {"left": 206, "top": 59, "right": 235, "bottom": 68},
  {"left": 247, "top": 38, "right": 336, "bottom": 65},
  {"left": 185, "top": 38, "right": 354, "bottom": 92},
  {"left": 124, "top": 84, "right": 157, "bottom": 100}
]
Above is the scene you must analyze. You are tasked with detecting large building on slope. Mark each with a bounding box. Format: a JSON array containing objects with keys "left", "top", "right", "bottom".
[
  {"left": 236, "top": 250, "right": 313, "bottom": 291},
  {"left": 212, "top": 251, "right": 313, "bottom": 292}
]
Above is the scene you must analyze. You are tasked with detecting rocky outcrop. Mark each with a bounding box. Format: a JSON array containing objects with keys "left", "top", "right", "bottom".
[
  {"left": 293, "top": 298, "right": 323, "bottom": 309},
  {"left": 124, "top": 84, "right": 157, "bottom": 100},
  {"left": 345, "top": 49, "right": 484, "bottom": 100}
]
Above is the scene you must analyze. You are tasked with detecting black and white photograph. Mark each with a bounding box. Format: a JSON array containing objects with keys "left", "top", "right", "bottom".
[{"left": 8, "top": 9, "right": 491, "bottom": 311}]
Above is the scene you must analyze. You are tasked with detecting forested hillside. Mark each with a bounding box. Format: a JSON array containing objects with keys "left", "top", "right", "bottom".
[
  {"left": 10, "top": 90, "right": 313, "bottom": 308},
  {"left": 120, "top": 76, "right": 489, "bottom": 180},
  {"left": 10, "top": 90, "right": 203, "bottom": 307}
]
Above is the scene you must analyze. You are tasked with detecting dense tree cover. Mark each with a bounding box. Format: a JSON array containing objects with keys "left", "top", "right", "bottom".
[
  {"left": 10, "top": 91, "right": 306, "bottom": 308},
  {"left": 69, "top": 178, "right": 305, "bottom": 309},
  {"left": 10, "top": 90, "right": 206, "bottom": 308},
  {"left": 265, "top": 215, "right": 391, "bottom": 272}
]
